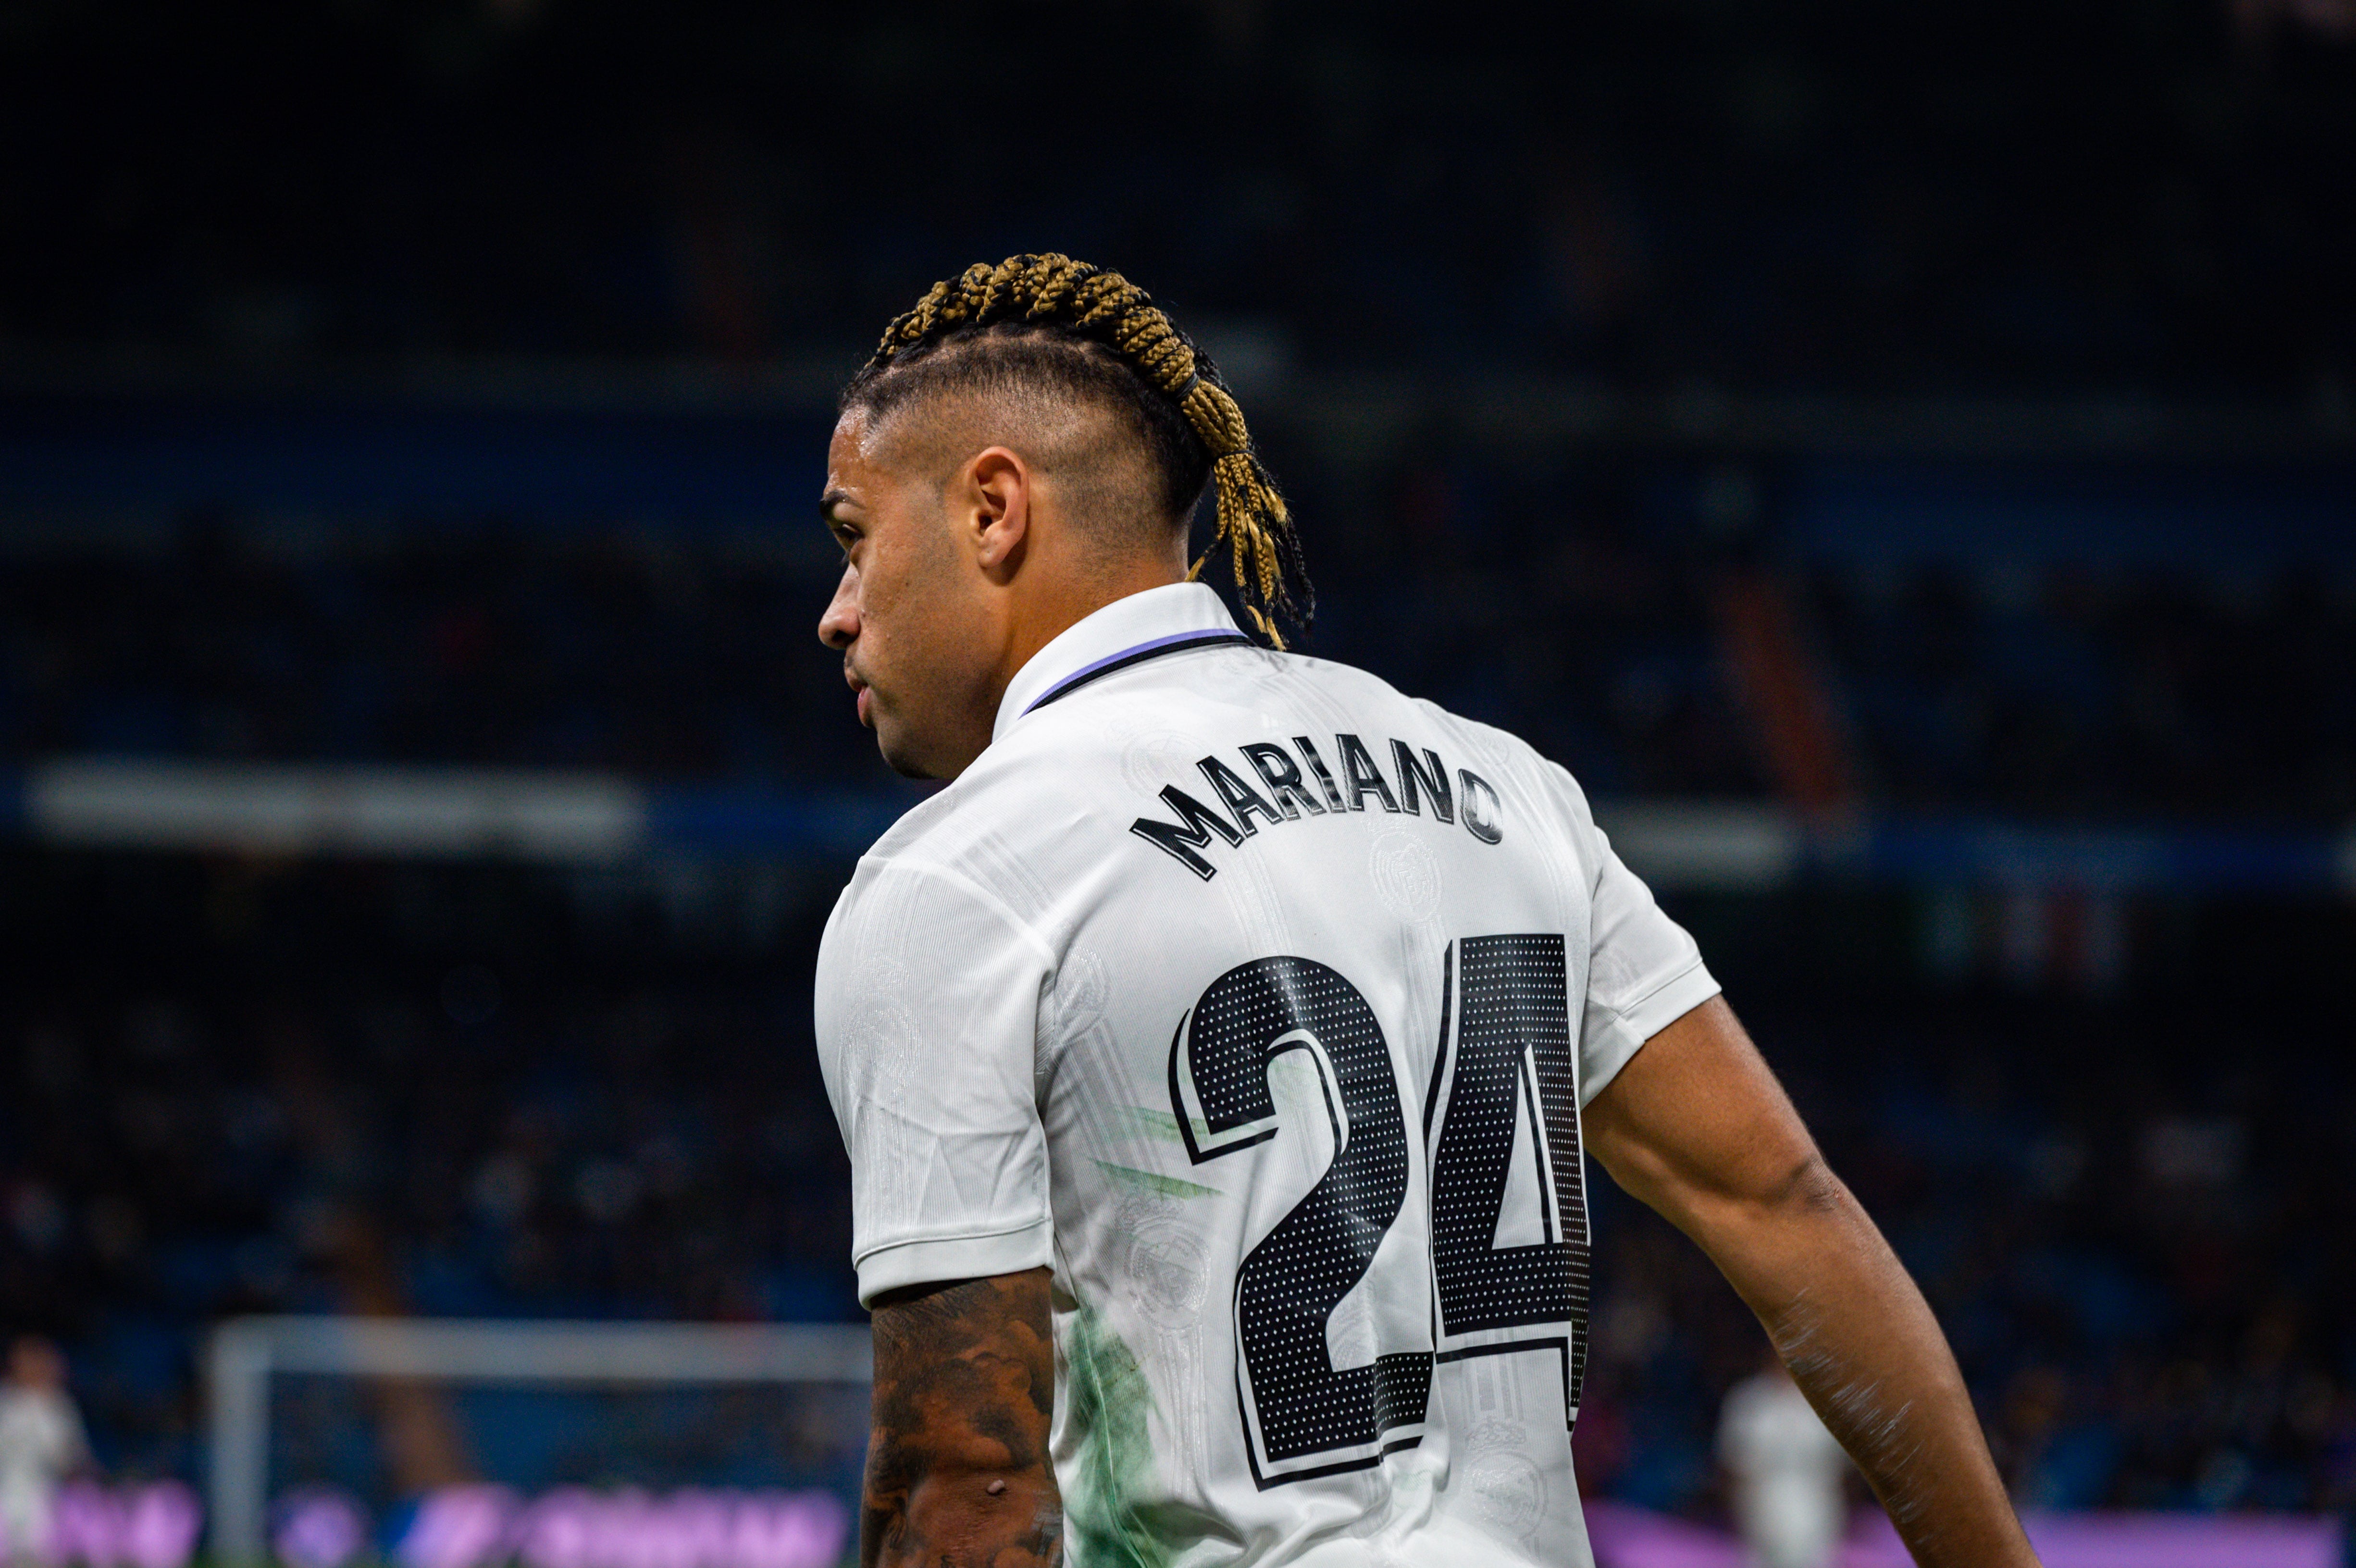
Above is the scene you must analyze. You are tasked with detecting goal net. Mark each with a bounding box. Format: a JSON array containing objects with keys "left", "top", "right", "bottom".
[{"left": 205, "top": 1318, "right": 871, "bottom": 1568}]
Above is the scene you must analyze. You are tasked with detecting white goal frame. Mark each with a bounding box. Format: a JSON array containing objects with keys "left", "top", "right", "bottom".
[{"left": 205, "top": 1317, "right": 872, "bottom": 1567}]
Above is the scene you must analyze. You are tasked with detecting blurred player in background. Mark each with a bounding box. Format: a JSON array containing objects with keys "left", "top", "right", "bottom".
[
  {"left": 0, "top": 1337, "right": 88, "bottom": 1566},
  {"left": 812, "top": 255, "right": 2039, "bottom": 1568},
  {"left": 1721, "top": 1355, "right": 1848, "bottom": 1568}
]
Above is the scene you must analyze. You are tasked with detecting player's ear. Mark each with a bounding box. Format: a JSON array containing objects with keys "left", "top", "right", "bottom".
[{"left": 963, "top": 445, "right": 1030, "bottom": 578}]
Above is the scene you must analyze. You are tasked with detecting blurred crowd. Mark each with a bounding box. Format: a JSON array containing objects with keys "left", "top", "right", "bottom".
[
  {"left": 4, "top": 466, "right": 2352, "bottom": 824},
  {"left": 0, "top": 851, "right": 852, "bottom": 1484},
  {"left": 1575, "top": 996, "right": 2356, "bottom": 1517},
  {"left": 0, "top": 459, "right": 2351, "bottom": 1525},
  {"left": 3, "top": 856, "right": 2352, "bottom": 1517},
  {"left": 0, "top": 0, "right": 2352, "bottom": 1532},
  {"left": 1808, "top": 561, "right": 2356, "bottom": 821},
  {"left": 2, "top": 433, "right": 2350, "bottom": 1518},
  {"left": 0, "top": 517, "right": 872, "bottom": 785}
]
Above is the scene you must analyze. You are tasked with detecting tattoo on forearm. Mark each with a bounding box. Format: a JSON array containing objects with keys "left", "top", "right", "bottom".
[{"left": 863, "top": 1271, "right": 1062, "bottom": 1568}]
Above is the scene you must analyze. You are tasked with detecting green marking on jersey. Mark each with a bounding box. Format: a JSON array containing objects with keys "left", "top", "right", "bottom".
[
  {"left": 1063, "top": 1303, "right": 1172, "bottom": 1568},
  {"left": 1113, "top": 1105, "right": 1187, "bottom": 1143},
  {"left": 1092, "top": 1160, "right": 1221, "bottom": 1200}
]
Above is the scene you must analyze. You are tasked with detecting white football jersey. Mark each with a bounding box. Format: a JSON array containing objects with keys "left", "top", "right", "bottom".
[{"left": 816, "top": 582, "right": 1719, "bottom": 1568}]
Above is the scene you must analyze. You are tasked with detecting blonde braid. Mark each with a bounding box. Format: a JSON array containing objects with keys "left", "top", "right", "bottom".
[{"left": 866, "top": 254, "right": 1310, "bottom": 648}]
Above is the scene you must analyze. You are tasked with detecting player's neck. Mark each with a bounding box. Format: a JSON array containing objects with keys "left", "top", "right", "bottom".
[
  {"left": 995, "top": 558, "right": 1188, "bottom": 694},
  {"left": 927, "top": 538, "right": 1191, "bottom": 782}
]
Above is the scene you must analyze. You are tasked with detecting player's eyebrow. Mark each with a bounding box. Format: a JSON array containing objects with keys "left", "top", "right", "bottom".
[{"left": 817, "top": 489, "right": 856, "bottom": 525}]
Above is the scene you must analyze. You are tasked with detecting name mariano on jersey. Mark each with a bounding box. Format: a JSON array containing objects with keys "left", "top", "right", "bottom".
[
  {"left": 1128, "top": 727, "right": 1507, "bottom": 877},
  {"left": 817, "top": 582, "right": 1719, "bottom": 1568}
]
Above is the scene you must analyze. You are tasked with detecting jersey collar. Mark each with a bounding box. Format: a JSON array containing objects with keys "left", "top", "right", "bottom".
[{"left": 992, "top": 582, "right": 1251, "bottom": 743}]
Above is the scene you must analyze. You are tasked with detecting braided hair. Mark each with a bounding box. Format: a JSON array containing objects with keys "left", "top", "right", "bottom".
[{"left": 841, "top": 254, "right": 1312, "bottom": 648}]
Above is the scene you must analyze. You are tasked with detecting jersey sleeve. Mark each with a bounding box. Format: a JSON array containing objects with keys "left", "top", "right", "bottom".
[
  {"left": 1574, "top": 815, "right": 1721, "bottom": 1109},
  {"left": 814, "top": 858, "right": 1056, "bottom": 1307}
]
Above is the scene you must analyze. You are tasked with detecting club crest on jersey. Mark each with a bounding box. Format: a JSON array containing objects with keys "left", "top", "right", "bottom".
[{"left": 1129, "top": 731, "right": 1503, "bottom": 880}]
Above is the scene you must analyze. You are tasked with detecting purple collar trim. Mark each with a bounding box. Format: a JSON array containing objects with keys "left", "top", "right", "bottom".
[{"left": 1022, "top": 629, "right": 1254, "bottom": 716}]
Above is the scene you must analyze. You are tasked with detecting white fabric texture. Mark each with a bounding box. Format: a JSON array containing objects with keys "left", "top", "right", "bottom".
[{"left": 816, "top": 581, "right": 1721, "bottom": 1568}]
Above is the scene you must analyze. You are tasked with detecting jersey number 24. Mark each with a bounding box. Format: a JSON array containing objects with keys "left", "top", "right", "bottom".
[{"left": 1167, "top": 935, "right": 1588, "bottom": 1488}]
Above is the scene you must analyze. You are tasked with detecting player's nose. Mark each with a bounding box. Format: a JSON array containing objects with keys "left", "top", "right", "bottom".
[{"left": 818, "top": 566, "right": 859, "bottom": 651}]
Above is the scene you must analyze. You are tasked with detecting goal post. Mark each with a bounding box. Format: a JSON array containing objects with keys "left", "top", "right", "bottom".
[{"left": 205, "top": 1317, "right": 873, "bottom": 1568}]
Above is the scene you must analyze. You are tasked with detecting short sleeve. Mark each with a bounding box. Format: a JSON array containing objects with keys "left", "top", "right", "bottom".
[
  {"left": 814, "top": 858, "right": 1055, "bottom": 1306},
  {"left": 1575, "top": 821, "right": 1721, "bottom": 1108}
]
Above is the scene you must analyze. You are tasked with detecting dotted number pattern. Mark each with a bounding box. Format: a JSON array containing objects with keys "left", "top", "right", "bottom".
[
  {"left": 1430, "top": 935, "right": 1590, "bottom": 1406},
  {"left": 1175, "top": 958, "right": 1430, "bottom": 1469},
  {"left": 1169, "top": 938, "right": 1587, "bottom": 1482}
]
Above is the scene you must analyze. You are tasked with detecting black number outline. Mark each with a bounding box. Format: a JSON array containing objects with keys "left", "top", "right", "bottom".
[
  {"left": 1163, "top": 937, "right": 1592, "bottom": 1487},
  {"left": 1167, "top": 957, "right": 1432, "bottom": 1487},
  {"left": 1424, "top": 935, "right": 1590, "bottom": 1430}
]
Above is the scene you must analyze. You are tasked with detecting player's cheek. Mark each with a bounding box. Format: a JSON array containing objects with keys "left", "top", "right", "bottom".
[{"left": 855, "top": 554, "right": 902, "bottom": 657}]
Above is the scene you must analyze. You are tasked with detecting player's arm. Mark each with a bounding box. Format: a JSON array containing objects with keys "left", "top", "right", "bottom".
[
  {"left": 862, "top": 1266, "right": 1062, "bottom": 1568},
  {"left": 1582, "top": 997, "right": 2040, "bottom": 1568}
]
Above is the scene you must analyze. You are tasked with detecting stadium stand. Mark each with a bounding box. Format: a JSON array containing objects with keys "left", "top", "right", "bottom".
[
  {"left": 6, "top": 852, "right": 2354, "bottom": 1514},
  {"left": 0, "top": 0, "right": 2351, "bottom": 1547},
  {"left": 3, "top": 450, "right": 2350, "bottom": 820},
  {"left": 2, "top": 444, "right": 2352, "bottom": 1517}
]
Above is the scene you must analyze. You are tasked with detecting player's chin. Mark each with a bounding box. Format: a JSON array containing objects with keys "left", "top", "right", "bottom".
[
  {"left": 878, "top": 746, "right": 942, "bottom": 782},
  {"left": 871, "top": 720, "right": 935, "bottom": 781}
]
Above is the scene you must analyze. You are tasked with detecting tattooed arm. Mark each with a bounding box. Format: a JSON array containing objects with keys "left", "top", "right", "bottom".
[
  {"left": 864, "top": 1267, "right": 1062, "bottom": 1568},
  {"left": 1584, "top": 999, "right": 2040, "bottom": 1568}
]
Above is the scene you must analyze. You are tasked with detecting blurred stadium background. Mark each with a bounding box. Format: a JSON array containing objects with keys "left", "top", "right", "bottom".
[{"left": 0, "top": 2, "right": 2352, "bottom": 1565}]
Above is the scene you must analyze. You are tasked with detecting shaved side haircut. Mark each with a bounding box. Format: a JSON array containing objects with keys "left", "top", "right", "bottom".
[{"left": 840, "top": 254, "right": 1313, "bottom": 646}]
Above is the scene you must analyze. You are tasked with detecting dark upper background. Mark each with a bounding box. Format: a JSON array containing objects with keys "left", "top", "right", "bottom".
[
  {"left": 1, "top": 0, "right": 2354, "bottom": 1532},
  {"left": 0, "top": 0, "right": 2351, "bottom": 394}
]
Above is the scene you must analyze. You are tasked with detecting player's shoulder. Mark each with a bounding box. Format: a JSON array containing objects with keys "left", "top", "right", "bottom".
[
  {"left": 816, "top": 778, "right": 1062, "bottom": 994},
  {"left": 1291, "top": 651, "right": 1594, "bottom": 815},
  {"left": 820, "top": 705, "right": 1150, "bottom": 943},
  {"left": 823, "top": 777, "right": 1032, "bottom": 916},
  {"left": 1286, "top": 654, "right": 1618, "bottom": 890}
]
